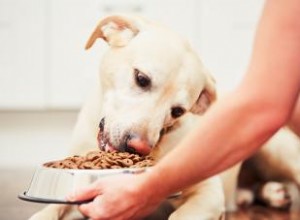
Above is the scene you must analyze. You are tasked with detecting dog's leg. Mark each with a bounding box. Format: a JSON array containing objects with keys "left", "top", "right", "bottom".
[
  {"left": 29, "top": 87, "right": 102, "bottom": 220},
  {"left": 235, "top": 188, "right": 254, "bottom": 207},
  {"left": 290, "top": 152, "right": 300, "bottom": 191},
  {"left": 169, "top": 176, "right": 225, "bottom": 220},
  {"left": 28, "top": 205, "right": 81, "bottom": 220},
  {"left": 220, "top": 163, "right": 242, "bottom": 212},
  {"left": 255, "top": 181, "right": 292, "bottom": 209},
  {"left": 253, "top": 128, "right": 300, "bottom": 184}
]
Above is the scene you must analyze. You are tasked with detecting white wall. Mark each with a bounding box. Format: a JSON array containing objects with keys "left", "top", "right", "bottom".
[{"left": 0, "top": 0, "right": 264, "bottom": 168}]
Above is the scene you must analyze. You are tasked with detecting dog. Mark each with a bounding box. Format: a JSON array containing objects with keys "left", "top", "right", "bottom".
[
  {"left": 29, "top": 14, "right": 300, "bottom": 220},
  {"left": 29, "top": 14, "right": 225, "bottom": 220}
]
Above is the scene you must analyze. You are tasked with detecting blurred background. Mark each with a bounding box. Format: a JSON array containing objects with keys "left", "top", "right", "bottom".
[
  {"left": 0, "top": 0, "right": 265, "bottom": 219},
  {"left": 0, "top": 0, "right": 264, "bottom": 169}
]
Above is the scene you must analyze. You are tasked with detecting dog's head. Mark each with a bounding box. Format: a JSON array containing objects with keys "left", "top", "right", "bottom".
[{"left": 86, "top": 15, "right": 216, "bottom": 156}]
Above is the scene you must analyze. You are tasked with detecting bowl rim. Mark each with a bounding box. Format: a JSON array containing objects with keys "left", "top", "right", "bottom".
[{"left": 18, "top": 191, "right": 93, "bottom": 204}]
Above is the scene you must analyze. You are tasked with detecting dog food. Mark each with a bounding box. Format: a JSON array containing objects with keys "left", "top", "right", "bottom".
[{"left": 43, "top": 151, "right": 155, "bottom": 169}]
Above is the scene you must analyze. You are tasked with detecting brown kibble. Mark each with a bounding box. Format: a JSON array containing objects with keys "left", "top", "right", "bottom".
[
  {"left": 99, "top": 162, "right": 111, "bottom": 169},
  {"left": 92, "top": 157, "right": 102, "bottom": 166},
  {"left": 43, "top": 150, "right": 155, "bottom": 170},
  {"left": 103, "top": 156, "right": 119, "bottom": 166},
  {"left": 86, "top": 151, "right": 102, "bottom": 161},
  {"left": 80, "top": 161, "right": 94, "bottom": 169},
  {"left": 118, "top": 152, "right": 131, "bottom": 159},
  {"left": 62, "top": 159, "right": 78, "bottom": 169},
  {"left": 44, "top": 161, "right": 55, "bottom": 167},
  {"left": 119, "top": 158, "right": 134, "bottom": 167},
  {"left": 132, "top": 157, "right": 140, "bottom": 163},
  {"left": 74, "top": 157, "right": 84, "bottom": 166}
]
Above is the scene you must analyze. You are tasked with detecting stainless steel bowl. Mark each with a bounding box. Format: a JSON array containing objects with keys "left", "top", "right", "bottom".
[{"left": 19, "top": 165, "right": 147, "bottom": 204}]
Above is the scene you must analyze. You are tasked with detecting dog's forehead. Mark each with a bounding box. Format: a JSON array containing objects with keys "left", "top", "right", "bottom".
[
  {"left": 133, "top": 28, "right": 188, "bottom": 57},
  {"left": 130, "top": 30, "right": 204, "bottom": 80}
]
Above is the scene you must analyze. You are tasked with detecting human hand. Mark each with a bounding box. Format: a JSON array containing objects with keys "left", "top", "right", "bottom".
[{"left": 67, "top": 173, "right": 164, "bottom": 220}]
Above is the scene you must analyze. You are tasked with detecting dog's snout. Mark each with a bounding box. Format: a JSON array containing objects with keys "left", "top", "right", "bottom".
[{"left": 125, "top": 134, "right": 151, "bottom": 156}]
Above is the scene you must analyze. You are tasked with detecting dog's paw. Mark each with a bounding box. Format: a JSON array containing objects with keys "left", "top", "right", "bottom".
[
  {"left": 236, "top": 188, "right": 254, "bottom": 207},
  {"left": 258, "top": 181, "right": 291, "bottom": 209}
]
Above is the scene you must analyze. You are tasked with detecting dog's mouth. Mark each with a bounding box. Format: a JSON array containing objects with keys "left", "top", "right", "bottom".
[
  {"left": 97, "top": 117, "right": 174, "bottom": 155},
  {"left": 97, "top": 118, "right": 117, "bottom": 152},
  {"left": 98, "top": 130, "right": 149, "bottom": 155},
  {"left": 97, "top": 130, "right": 117, "bottom": 152}
]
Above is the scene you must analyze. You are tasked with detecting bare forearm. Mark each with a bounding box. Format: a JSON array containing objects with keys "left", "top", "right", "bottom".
[
  {"left": 288, "top": 96, "right": 300, "bottom": 136},
  {"left": 145, "top": 93, "right": 285, "bottom": 196},
  {"left": 141, "top": 0, "right": 300, "bottom": 198}
]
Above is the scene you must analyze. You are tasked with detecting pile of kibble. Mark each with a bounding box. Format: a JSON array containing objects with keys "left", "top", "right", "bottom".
[{"left": 43, "top": 150, "right": 155, "bottom": 169}]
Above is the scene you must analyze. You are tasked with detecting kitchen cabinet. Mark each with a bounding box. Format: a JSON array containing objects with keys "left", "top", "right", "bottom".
[{"left": 0, "top": 0, "right": 46, "bottom": 109}]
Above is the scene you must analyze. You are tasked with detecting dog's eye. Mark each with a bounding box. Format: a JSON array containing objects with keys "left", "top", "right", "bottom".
[
  {"left": 171, "top": 107, "right": 185, "bottom": 118},
  {"left": 134, "top": 69, "right": 151, "bottom": 89}
]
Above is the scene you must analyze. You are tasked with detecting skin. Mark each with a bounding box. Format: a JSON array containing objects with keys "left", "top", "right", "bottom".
[
  {"left": 68, "top": 0, "right": 300, "bottom": 219},
  {"left": 289, "top": 96, "right": 300, "bottom": 135}
]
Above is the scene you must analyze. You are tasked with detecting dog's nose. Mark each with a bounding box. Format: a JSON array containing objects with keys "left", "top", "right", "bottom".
[{"left": 125, "top": 134, "right": 151, "bottom": 156}]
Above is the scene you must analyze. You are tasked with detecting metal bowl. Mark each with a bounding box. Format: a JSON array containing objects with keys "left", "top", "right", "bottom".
[{"left": 18, "top": 165, "right": 147, "bottom": 204}]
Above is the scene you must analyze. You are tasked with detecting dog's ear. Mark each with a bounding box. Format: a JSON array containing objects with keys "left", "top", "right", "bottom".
[
  {"left": 190, "top": 73, "right": 217, "bottom": 115},
  {"left": 85, "top": 15, "right": 140, "bottom": 49}
]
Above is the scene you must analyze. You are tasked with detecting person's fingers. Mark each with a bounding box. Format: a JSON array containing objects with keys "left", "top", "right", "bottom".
[
  {"left": 79, "top": 196, "right": 106, "bottom": 220},
  {"left": 67, "top": 181, "right": 102, "bottom": 202}
]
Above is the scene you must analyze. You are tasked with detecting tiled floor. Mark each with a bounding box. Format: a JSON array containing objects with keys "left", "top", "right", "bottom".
[{"left": 2, "top": 168, "right": 300, "bottom": 220}]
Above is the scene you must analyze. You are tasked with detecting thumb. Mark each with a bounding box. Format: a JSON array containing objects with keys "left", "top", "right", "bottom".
[{"left": 67, "top": 181, "right": 103, "bottom": 202}]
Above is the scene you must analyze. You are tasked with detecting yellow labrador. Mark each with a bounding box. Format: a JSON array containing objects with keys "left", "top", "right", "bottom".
[
  {"left": 29, "top": 14, "right": 225, "bottom": 220},
  {"left": 29, "top": 14, "right": 300, "bottom": 220}
]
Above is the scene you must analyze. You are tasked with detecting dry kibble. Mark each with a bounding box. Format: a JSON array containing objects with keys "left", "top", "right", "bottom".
[
  {"left": 63, "top": 159, "right": 78, "bottom": 169},
  {"left": 103, "top": 156, "right": 119, "bottom": 166},
  {"left": 43, "top": 150, "right": 155, "bottom": 169},
  {"left": 80, "top": 161, "right": 94, "bottom": 169},
  {"left": 86, "top": 151, "right": 102, "bottom": 161},
  {"left": 119, "top": 158, "right": 134, "bottom": 167}
]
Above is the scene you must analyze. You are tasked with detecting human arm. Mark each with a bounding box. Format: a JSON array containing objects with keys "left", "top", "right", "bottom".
[
  {"left": 69, "top": 0, "right": 300, "bottom": 219},
  {"left": 145, "top": 0, "right": 300, "bottom": 197},
  {"left": 288, "top": 95, "right": 300, "bottom": 135}
]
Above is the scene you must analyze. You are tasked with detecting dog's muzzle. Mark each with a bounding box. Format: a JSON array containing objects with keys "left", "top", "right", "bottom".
[
  {"left": 97, "top": 117, "right": 152, "bottom": 156},
  {"left": 124, "top": 133, "right": 152, "bottom": 156}
]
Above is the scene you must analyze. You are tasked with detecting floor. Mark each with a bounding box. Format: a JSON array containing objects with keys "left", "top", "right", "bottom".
[
  {"left": 2, "top": 168, "right": 300, "bottom": 220},
  {"left": 226, "top": 207, "right": 300, "bottom": 220},
  {"left": 0, "top": 168, "right": 47, "bottom": 220}
]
